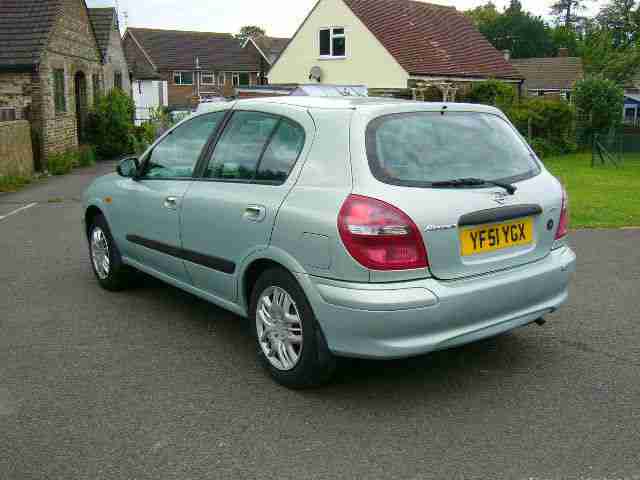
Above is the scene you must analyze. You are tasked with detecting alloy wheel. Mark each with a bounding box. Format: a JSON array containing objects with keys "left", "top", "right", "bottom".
[{"left": 256, "top": 286, "right": 303, "bottom": 371}]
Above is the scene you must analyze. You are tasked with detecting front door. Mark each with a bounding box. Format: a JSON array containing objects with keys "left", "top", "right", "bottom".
[
  {"left": 180, "top": 103, "right": 313, "bottom": 301},
  {"left": 121, "top": 112, "right": 226, "bottom": 282}
]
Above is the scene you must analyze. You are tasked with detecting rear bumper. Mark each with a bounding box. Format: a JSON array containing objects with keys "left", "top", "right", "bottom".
[{"left": 296, "top": 246, "right": 576, "bottom": 359}]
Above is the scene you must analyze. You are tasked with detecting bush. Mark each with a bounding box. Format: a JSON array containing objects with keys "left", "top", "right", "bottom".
[
  {"left": 507, "top": 98, "right": 577, "bottom": 158},
  {"left": 573, "top": 76, "right": 625, "bottom": 145},
  {"left": 47, "top": 149, "right": 79, "bottom": 175},
  {"left": 468, "top": 79, "right": 517, "bottom": 111},
  {"left": 78, "top": 145, "right": 96, "bottom": 167},
  {"left": 88, "top": 88, "right": 135, "bottom": 158}
]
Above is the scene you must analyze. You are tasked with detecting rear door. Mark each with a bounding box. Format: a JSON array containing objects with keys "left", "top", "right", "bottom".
[
  {"left": 351, "top": 106, "right": 564, "bottom": 281},
  {"left": 180, "top": 102, "right": 314, "bottom": 301}
]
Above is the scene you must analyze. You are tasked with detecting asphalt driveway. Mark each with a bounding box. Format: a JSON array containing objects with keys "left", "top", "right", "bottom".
[{"left": 1, "top": 162, "right": 639, "bottom": 480}]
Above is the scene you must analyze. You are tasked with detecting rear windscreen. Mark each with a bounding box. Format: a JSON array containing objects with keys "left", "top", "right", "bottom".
[{"left": 365, "top": 112, "right": 540, "bottom": 187}]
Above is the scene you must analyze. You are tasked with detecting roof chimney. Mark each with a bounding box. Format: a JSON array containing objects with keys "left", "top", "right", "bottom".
[
  {"left": 503, "top": 50, "right": 511, "bottom": 62},
  {"left": 558, "top": 48, "right": 569, "bottom": 57}
]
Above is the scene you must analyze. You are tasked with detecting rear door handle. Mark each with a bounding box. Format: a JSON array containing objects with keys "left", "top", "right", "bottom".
[
  {"left": 164, "top": 196, "right": 179, "bottom": 210},
  {"left": 244, "top": 205, "right": 266, "bottom": 222}
]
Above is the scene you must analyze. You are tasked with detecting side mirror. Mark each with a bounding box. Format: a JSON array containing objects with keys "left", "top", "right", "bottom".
[{"left": 117, "top": 157, "right": 140, "bottom": 178}]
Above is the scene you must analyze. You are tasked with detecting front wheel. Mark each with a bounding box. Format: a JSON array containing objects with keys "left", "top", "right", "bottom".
[
  {"left": 88, "top": 214, "right": 133, "bottom": 291},
  {"left": 250, "top": 268, "right": 336, "bottom": 388}
]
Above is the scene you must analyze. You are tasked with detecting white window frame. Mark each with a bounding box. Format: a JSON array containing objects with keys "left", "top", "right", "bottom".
[
  {"left": 173, "top": 71, "right": 194, "bottom": 86},
  {"left": 319, "top": 27, "right": 346, "bottom": 59},
  {"left": 201, "top": 71, "right": 215, "bottom": 85},
  {"left": 218, "top": 72, "right": 226, "bottom": 86}
]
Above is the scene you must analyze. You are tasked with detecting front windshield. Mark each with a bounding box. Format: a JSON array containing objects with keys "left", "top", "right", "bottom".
[{"left": 366, "top": 111, "right": 540, "bottom": 187}]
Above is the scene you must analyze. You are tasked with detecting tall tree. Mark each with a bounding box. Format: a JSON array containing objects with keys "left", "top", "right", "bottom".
[
  {"left": 235, "top": 25, "right": 266, "bottom": 42},
  {"left": 465, "top": 2, "right": 500, "bottom": 27},
  {"left": 551, "top": 0, "right": 590, "bottom": 28},
  {"left": 582, "top": 27, "right": 640, "bottom": 83},
  {"left": 466, "top": 2, "right": 555, "bottom": 58},
  {"left": 597, "top": 0, "right": 640, "bottom": 47}
]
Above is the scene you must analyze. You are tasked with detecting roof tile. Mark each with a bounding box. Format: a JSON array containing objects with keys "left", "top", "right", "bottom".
[{"left": 342, "top": 0, "right": 522, "bottom": 80}]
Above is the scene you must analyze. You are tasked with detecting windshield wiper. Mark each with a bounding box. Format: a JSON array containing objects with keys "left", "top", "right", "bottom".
[{"left": 431, "top": 177, "right": 517, "bottom": 195}]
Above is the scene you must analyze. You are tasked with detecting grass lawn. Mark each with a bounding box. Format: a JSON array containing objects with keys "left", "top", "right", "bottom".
[{"left": 543, "top": 152, "right": 640, "bottom": 228}]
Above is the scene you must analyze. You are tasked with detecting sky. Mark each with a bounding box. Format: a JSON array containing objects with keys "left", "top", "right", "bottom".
[{"left": 86, "top": 0, "right": 605, "bottom": 38}]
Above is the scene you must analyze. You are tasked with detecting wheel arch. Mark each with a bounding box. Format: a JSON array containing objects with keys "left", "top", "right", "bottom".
[
  {"left": 84, "top": 204, "right": 104, "bottom": 239},
  {"left": 238, "top": 247, "right": 309, "bottom": 313}
]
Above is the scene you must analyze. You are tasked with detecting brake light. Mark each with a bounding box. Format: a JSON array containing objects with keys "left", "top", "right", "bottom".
[
  {"left": 338, "top": 194, "right": 428, "bottom": 270},
  {"left": 555, "top": 187, "right": 569, "bottom": 240}
]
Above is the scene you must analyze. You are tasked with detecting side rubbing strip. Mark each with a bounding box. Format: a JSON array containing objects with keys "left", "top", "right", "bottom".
[
  {"left": 458, "top": 204, "right": 543, "bottom": 227},
  {"left": 126, "top": 235, "right": 236, "bottom": 274}
]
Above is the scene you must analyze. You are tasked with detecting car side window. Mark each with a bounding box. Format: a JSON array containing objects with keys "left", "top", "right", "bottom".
[
  {"left": 204, "top": 111, "right": 279, "bottom": 180},
  {"left": 143, "top": 112, "right": 225, "bottom": 179},
  {"left": 255, "top": 119, "right": 305, "bottom": 183}
]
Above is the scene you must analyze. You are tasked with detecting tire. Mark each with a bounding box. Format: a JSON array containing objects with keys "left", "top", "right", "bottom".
[
  {"left": 250, "top": 267, "right": 336, "bottom": 388},
  {"left": 88, "top": 214, "right": 133, "bottom": 291}
]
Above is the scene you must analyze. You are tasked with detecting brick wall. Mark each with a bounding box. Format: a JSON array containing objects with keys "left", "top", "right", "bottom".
[{"left": 0, "top": 121, "right": 34, "bottom": 178}]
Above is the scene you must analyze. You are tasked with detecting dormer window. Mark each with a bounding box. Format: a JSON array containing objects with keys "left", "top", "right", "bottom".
[{"left": 319, "top": 27, "right": 346, "bottom": 58}]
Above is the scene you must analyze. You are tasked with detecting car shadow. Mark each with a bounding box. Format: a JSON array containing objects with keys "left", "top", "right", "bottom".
[{"left": 123, "top": 272, "right": 548, "bottom": 398}]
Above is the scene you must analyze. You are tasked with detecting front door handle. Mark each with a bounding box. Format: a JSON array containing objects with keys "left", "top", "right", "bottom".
[
  {"left": 164, "top": 196, "right": 179, "bottom": 210},
  {"left": 244, "top": 205, "right": 267, "bottom": 223}
]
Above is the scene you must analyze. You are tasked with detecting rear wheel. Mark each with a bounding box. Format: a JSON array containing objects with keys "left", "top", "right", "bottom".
[
  {"left": 250, "top": 267, "right": 335, "bottom": 388},
  {"left": 88, "top": 214, "right": 133, "bottom": 291}
]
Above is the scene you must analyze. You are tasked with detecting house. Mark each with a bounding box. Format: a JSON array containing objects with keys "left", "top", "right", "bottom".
[
  {"left": 88, "top": 7, "right": 130, "bottom": 95},
  {"left": 267, "top": 0, "right": 522, "bottom": 93},
  {"left": 122, "top": 28, "right": 284, "bottom": 119},
  {"left": 0, "top": 0, "right": 130, "bottom": 165},
  {"left": 623, "top": 93, "right": 640, "bottom": 127},
  {"left": 511, "top": 49, "right": 584, "bottom": 100},
  {"left": 243, "top": 35, "right": 290, "bottom": 72}
]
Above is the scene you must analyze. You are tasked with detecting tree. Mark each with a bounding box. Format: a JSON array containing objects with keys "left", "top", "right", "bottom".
[
  {"left": 465, "top": 2, "right": 500, "bottom": 27},
  {"left": 236, "top": 25, "right": 266, "bottom": 42},
  {"left": 482, "top": 10, "right": 555, "bottom": 58},
  {"left": 597, "top": 0, "right": 640, "bottom": 48},
  {"left": 551, "top": 0, "right": 590, "bottom": 28},
  {"left": 582, "top": 28, "right": 640, "bottom": 83},
  {"left": 573, "top": 76, "right": 624, "bottom": 143},
  {"left": 551, "top": 25, "right": 581, "bottom": 55}
]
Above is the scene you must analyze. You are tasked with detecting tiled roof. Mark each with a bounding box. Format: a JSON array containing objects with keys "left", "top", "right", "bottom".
[
  {"left": 0, "top": 0, "right": 60, "bottom": 69},
  {"left": 88, "top": 7, "right": 117, "bottom": 62},
  {"left": 342, "top": 0, "right": 522, "bottom": 80},
  {"left": 126, "top": 28, "right": 262, "bottom": 72},
  {"left": 252, "top": 36, "right": 290, "bottom": 64},
  {"left": 511, "top": 57, "right": 584, "bottom": 91}
]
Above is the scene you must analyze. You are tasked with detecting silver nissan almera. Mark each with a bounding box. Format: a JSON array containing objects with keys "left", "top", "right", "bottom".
[{"left": 83, "top": 97, "right": 576, "bottom": 388}]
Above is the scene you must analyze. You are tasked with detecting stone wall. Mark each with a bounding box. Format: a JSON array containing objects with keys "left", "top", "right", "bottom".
[
  {"left": 37, "top": 0, "right": 102, "bottom": 160},
  {"left": 103, "top": 26, "right": 131, "bottom": 94},
  {"left": 0, "top": 121, "right": 34, "bottom": 178},
  {"left": 0, "top": 73, "right": 33, "bottom": 120}
]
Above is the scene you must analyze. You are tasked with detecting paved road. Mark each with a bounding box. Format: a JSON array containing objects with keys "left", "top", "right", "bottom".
[{"left": 1, "top": 163, "right": 639, "bottom": 480}]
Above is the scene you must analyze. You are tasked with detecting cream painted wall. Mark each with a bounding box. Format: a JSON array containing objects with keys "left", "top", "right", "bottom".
[{"left": 268, "top": 0, "right": 409, "bottom": 89}]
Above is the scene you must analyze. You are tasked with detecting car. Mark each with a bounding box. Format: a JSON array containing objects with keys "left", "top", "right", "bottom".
[{"left": 82, "top": 97, "right": 576, "bottom": 388}]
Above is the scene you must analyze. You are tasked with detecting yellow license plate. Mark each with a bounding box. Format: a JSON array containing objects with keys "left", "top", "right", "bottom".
[{"left": 460, "top": 218, "right": 534, "bottom": 256}]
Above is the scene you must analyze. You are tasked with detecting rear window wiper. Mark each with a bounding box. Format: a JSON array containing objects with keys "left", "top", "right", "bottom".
[{"left": 431, "top": 177, "right": 517, "bottom": 195}]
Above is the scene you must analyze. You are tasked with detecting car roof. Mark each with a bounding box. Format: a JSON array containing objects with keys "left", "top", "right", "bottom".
[{"left": 233, "top": 96, "right": 501, "bottom": 114}]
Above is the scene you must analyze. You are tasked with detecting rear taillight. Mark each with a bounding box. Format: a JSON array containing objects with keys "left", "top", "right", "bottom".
[
  {"left": 555, "top": 187, "right": 569, "bottom": 240},
  {"left": 338, "top": 194, "right": 428, "bottom": 270}
]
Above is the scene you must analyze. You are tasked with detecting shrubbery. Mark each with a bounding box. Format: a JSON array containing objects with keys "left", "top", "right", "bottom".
[
  {"left": 467, "top": 80, "right": 578, "bottom": 158},
  {"left": 78, "top": 145, "right": 96, "bottom": 167},
  {"left": 48, "top": 149, "right": 79, "bottom": 175},
  {"left": 573, "top": 76, "right": 624, "bottom": 145},
  {"left": 88, "top": 88, "right": 135, "bottom": 158}
]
